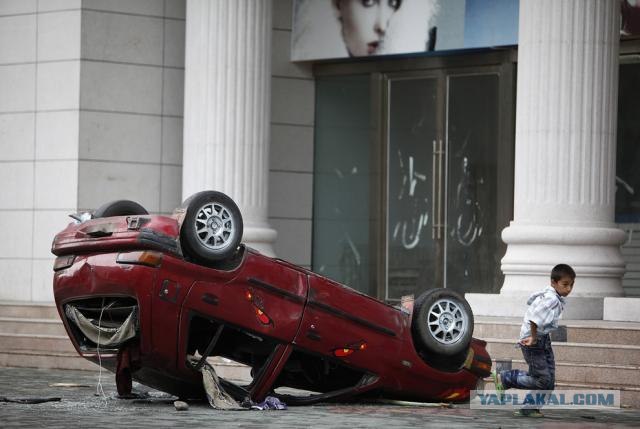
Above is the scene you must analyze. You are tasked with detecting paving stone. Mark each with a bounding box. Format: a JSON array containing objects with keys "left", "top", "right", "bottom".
[{"left": 1, "top": 367, "right": 639, "bottom": 428}]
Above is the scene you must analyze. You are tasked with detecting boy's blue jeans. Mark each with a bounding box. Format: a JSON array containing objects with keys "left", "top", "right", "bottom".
[{"left": 499, "top": 334, "right": 555, "bottom": 410}]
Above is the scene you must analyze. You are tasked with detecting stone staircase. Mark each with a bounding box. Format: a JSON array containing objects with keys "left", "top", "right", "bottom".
[
  {"left": 0, "top": 301, "right": 95, "bottom": 371},
  {"left": 3, "top": 302, "right": 637, "bottom": 407},
  {"left": 0, "top": 301, "right": 252, "bottom": 381},
  {"left": 476, "top": 316, "right": 640, "bottom": 408}
]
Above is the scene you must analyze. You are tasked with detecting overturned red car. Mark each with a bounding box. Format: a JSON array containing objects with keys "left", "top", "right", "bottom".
[{"left": 51, "top": 191, "right": 491, "bottom": 405}]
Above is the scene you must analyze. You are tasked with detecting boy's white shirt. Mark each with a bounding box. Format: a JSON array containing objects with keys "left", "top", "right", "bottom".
[{"left": 519, "top": 286, "right": 566, "bottom": 340}]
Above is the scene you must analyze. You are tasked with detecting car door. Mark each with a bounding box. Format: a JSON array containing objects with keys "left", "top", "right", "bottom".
[
  {"left": 181, "top": 251, "right": 308, "bottom": 345},
  {"left": 293, "top": 275, "right": 406, "bottom": 375}
]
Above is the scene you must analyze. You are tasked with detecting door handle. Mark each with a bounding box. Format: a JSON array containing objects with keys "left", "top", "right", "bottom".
[
  {"left": 432, "top": 139, "right": 445, "bottom": 240},
  {"left": 432, "top": 140, "right": 437, "bottom": 239}
]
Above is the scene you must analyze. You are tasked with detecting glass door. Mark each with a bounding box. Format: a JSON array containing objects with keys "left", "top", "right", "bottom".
[
  {"left": 386, "top": 75, "right": 443, "bottom": 300},
  {"left": 385, "top": 69, "right": 510, "bottom": 300},
  {"left": 445, "top": 73, "right": 504, "bottom": 295}
]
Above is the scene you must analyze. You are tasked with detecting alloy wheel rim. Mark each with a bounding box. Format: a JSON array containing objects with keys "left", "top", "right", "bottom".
[
  {"left": 426, "top": 298, "right": 467, "bottom": 345},
  {"left": 194, "top": 202, "right": 235, "bottom": 251}
]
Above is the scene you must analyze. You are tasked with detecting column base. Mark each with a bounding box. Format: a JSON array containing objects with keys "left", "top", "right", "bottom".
[
  {"left": 603, "top": 297, "right": 640, "bottom": 322},
  {"left": 465, "top": 293, "right": 605, "bottom": 319},
  {"left": 500, "top": 224, "right": 627, "bottom": 297},
  {"left": 243, "top": 225, "right": 278, "bottom": 257}
]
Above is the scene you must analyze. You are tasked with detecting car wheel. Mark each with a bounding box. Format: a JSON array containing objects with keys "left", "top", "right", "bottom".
[
  {"left": 180, "top": 190, "right": 243, "bottom": 264},
  {"left": 411, "top": 288, "right": 474, "bottom": 357},
  {"left": 93, "top": 200, "right": 149, "bottom": 218}
]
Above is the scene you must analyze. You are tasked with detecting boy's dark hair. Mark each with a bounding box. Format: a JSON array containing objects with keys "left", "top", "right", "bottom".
[{"left": 551, "top": 264, "right": 576, "bottom": 281}]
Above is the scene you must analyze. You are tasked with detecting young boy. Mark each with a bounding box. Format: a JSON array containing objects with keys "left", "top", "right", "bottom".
[{"left": 492, "top": 264, "right": 576, "bottom": 418}]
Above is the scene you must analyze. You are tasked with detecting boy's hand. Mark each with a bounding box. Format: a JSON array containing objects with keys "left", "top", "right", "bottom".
[{"left": 519, "top": 336, "right": 536, "bottom": 346}]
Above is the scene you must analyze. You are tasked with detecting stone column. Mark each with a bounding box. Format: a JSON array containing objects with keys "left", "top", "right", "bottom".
[
  {"left": 501, "top": 0, "right": 625, "bottom": 297},
  {"left": 182, "top": 0, "right": 277, "bottom": 255}
]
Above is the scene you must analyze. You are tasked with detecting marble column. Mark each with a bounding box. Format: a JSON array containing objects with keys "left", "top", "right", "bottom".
[
  {"left": 500, "top": 0, "right": 625, "bottom": 297},
  {"left": 182, "top": 0, "right": 277, "bottom": 255}
]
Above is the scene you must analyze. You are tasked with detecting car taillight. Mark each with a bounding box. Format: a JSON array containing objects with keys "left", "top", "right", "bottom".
[
  {"left": 443, "top": 387, "right": 468, "bottom": 401},
  {"left": 333, "top": 341, "right": 367, "bottom": 357},
  {"left": 464, "top": 347, "right": 492, "bottom": 377},
  {"left": 116, "top": 251, "right": 163, "bottom": 267},
  {"left": 53, "top": 255, "right": 76, "bottom": 271},
  {"left": 334, "top": 348, "right": 354, "bottom": 357}
]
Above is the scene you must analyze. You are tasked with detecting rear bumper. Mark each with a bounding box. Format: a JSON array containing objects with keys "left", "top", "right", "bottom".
[{"left": 52, "top": 228, "right": 181, "bottom": 258}]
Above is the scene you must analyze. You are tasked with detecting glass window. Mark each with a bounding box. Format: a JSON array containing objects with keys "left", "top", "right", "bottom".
[
  {"left": 445, "top": 74, "right": 502, "bottom": 294},
  {"left": 616, "top": 61, "right": 640, "bottom": 222},
  {"left": 386, "top": 77, "right": 439, "bottom": 300},
  {"left": 312, "top": 75, "right": 375, "bottom": 295}
]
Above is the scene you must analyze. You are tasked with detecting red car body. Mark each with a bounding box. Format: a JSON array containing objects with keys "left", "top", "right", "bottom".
[{"left": 51, "top": 213, "right": 491, "bottom": 405}]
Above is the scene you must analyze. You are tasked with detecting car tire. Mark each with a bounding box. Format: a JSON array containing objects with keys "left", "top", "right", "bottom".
[
  {"left": 180, "top": 190, "right": 243, "bottom": 264},
  {"left": 93, "top": 200, "right": 149, "bottom": 218},
  {"left": 411, "top": 288, "right": 474, "bottom": 358}
]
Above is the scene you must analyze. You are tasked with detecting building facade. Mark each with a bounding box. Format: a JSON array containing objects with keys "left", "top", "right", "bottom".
[{"left": 0, "top": 0, "right": 638, "bottom": 321}]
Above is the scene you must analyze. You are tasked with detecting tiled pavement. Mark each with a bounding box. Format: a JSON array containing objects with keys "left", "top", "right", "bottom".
[{"left": 1, "top": 367, "right": 639, "bottom": 428}]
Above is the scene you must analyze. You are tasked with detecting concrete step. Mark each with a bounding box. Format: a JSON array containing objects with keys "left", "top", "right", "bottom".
[
  {"left": 554, "top": 382, "right": 640, "bottom": 409},
  {"left": 0, "top": 333, "right": 76, "bottom": 352},
  {"left": 506, "top": 359, "right": 640, "bottom": 387},
  {"left": 0, "top": 317, "right": 66, "bottom": 336},
  {"left": 0, "top": 349, "right": 96, "bottom": 371},
  {"left": 0, "top": 302, "right": 59, "bottom": 319},
  {"left": 0, "top": 350, "right": 254, "bottom": 380},
  {"left": 486, "top": 338, "right": 640, "bottom": 366},
  {"left": 474, "top": 317, "right": 640, "bottom": 345}
]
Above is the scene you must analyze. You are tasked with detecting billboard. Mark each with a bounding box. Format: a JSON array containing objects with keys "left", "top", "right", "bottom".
[{"left": 291, "top": 0, "right": 519, "bottom": 61}]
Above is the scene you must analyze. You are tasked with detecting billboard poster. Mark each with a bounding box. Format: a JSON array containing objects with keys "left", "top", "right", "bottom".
[{"left": 291, "top": 0, "right": 519, "bottom": 61}]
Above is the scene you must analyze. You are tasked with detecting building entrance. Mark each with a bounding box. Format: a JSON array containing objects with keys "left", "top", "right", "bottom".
[
  {"left": 385, "top": 70, "right": 511, "bottom": 299},
  {"left": 312, "top": 54, "right": 515, "bottom": 302}
]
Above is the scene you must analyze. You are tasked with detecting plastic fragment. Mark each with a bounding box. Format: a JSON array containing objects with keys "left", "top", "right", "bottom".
[{"left": 250, "top": 396, "right": 287, "bottom": 411}]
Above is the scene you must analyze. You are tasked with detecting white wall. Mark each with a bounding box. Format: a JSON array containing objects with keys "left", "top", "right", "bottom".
[
  {"left": 0, "top": 0, "right": 314, "bottom": 302},
  {"left": 0, "top": 1, "right": 81, "bottom": 301},
  {"left": 77, "top": 0, "right": 185, "bottom": 215},
  {"left": 268, "top": 0, "right": 315, "bottom": 268},
  {"left": 0, "top": 0, "right": 185, "bottom": 302}
]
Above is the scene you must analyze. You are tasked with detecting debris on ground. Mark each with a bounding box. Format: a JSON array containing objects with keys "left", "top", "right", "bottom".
[
  {"left": 197, "top": 360, "right": 287, "bottom": 411},
  {"left": 0, "top": 396, "right": 61, "bottom": 404},
  {"left": 200, "top": 361, "right": 244, "bottom": 410},
  {"left": 174, "top": 400, "right": 189, "bottom": 411},
  {"left": 250, "top": 396, "right": 287, "bottom": 411},
  {"left": 48, "top": 383, "right": 92, "bottom": 388},
  {"left": 375, "top": 399, "right": 453, "bottom": 408},
  {"left": 131, "top": 397, "right": 176, "bottom": 405}
]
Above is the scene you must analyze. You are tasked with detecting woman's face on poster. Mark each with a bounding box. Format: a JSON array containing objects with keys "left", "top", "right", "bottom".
[{"left": 335, "top": 0, "right": 402, "bottom": 56}]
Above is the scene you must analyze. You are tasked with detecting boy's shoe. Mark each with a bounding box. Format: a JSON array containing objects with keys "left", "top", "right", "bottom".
[
  {"left": 514, "top": 409, "right": 544, "bottom": 418},
  {"left": 490, "top": 371, "right": 504, "bottom": 395}
]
